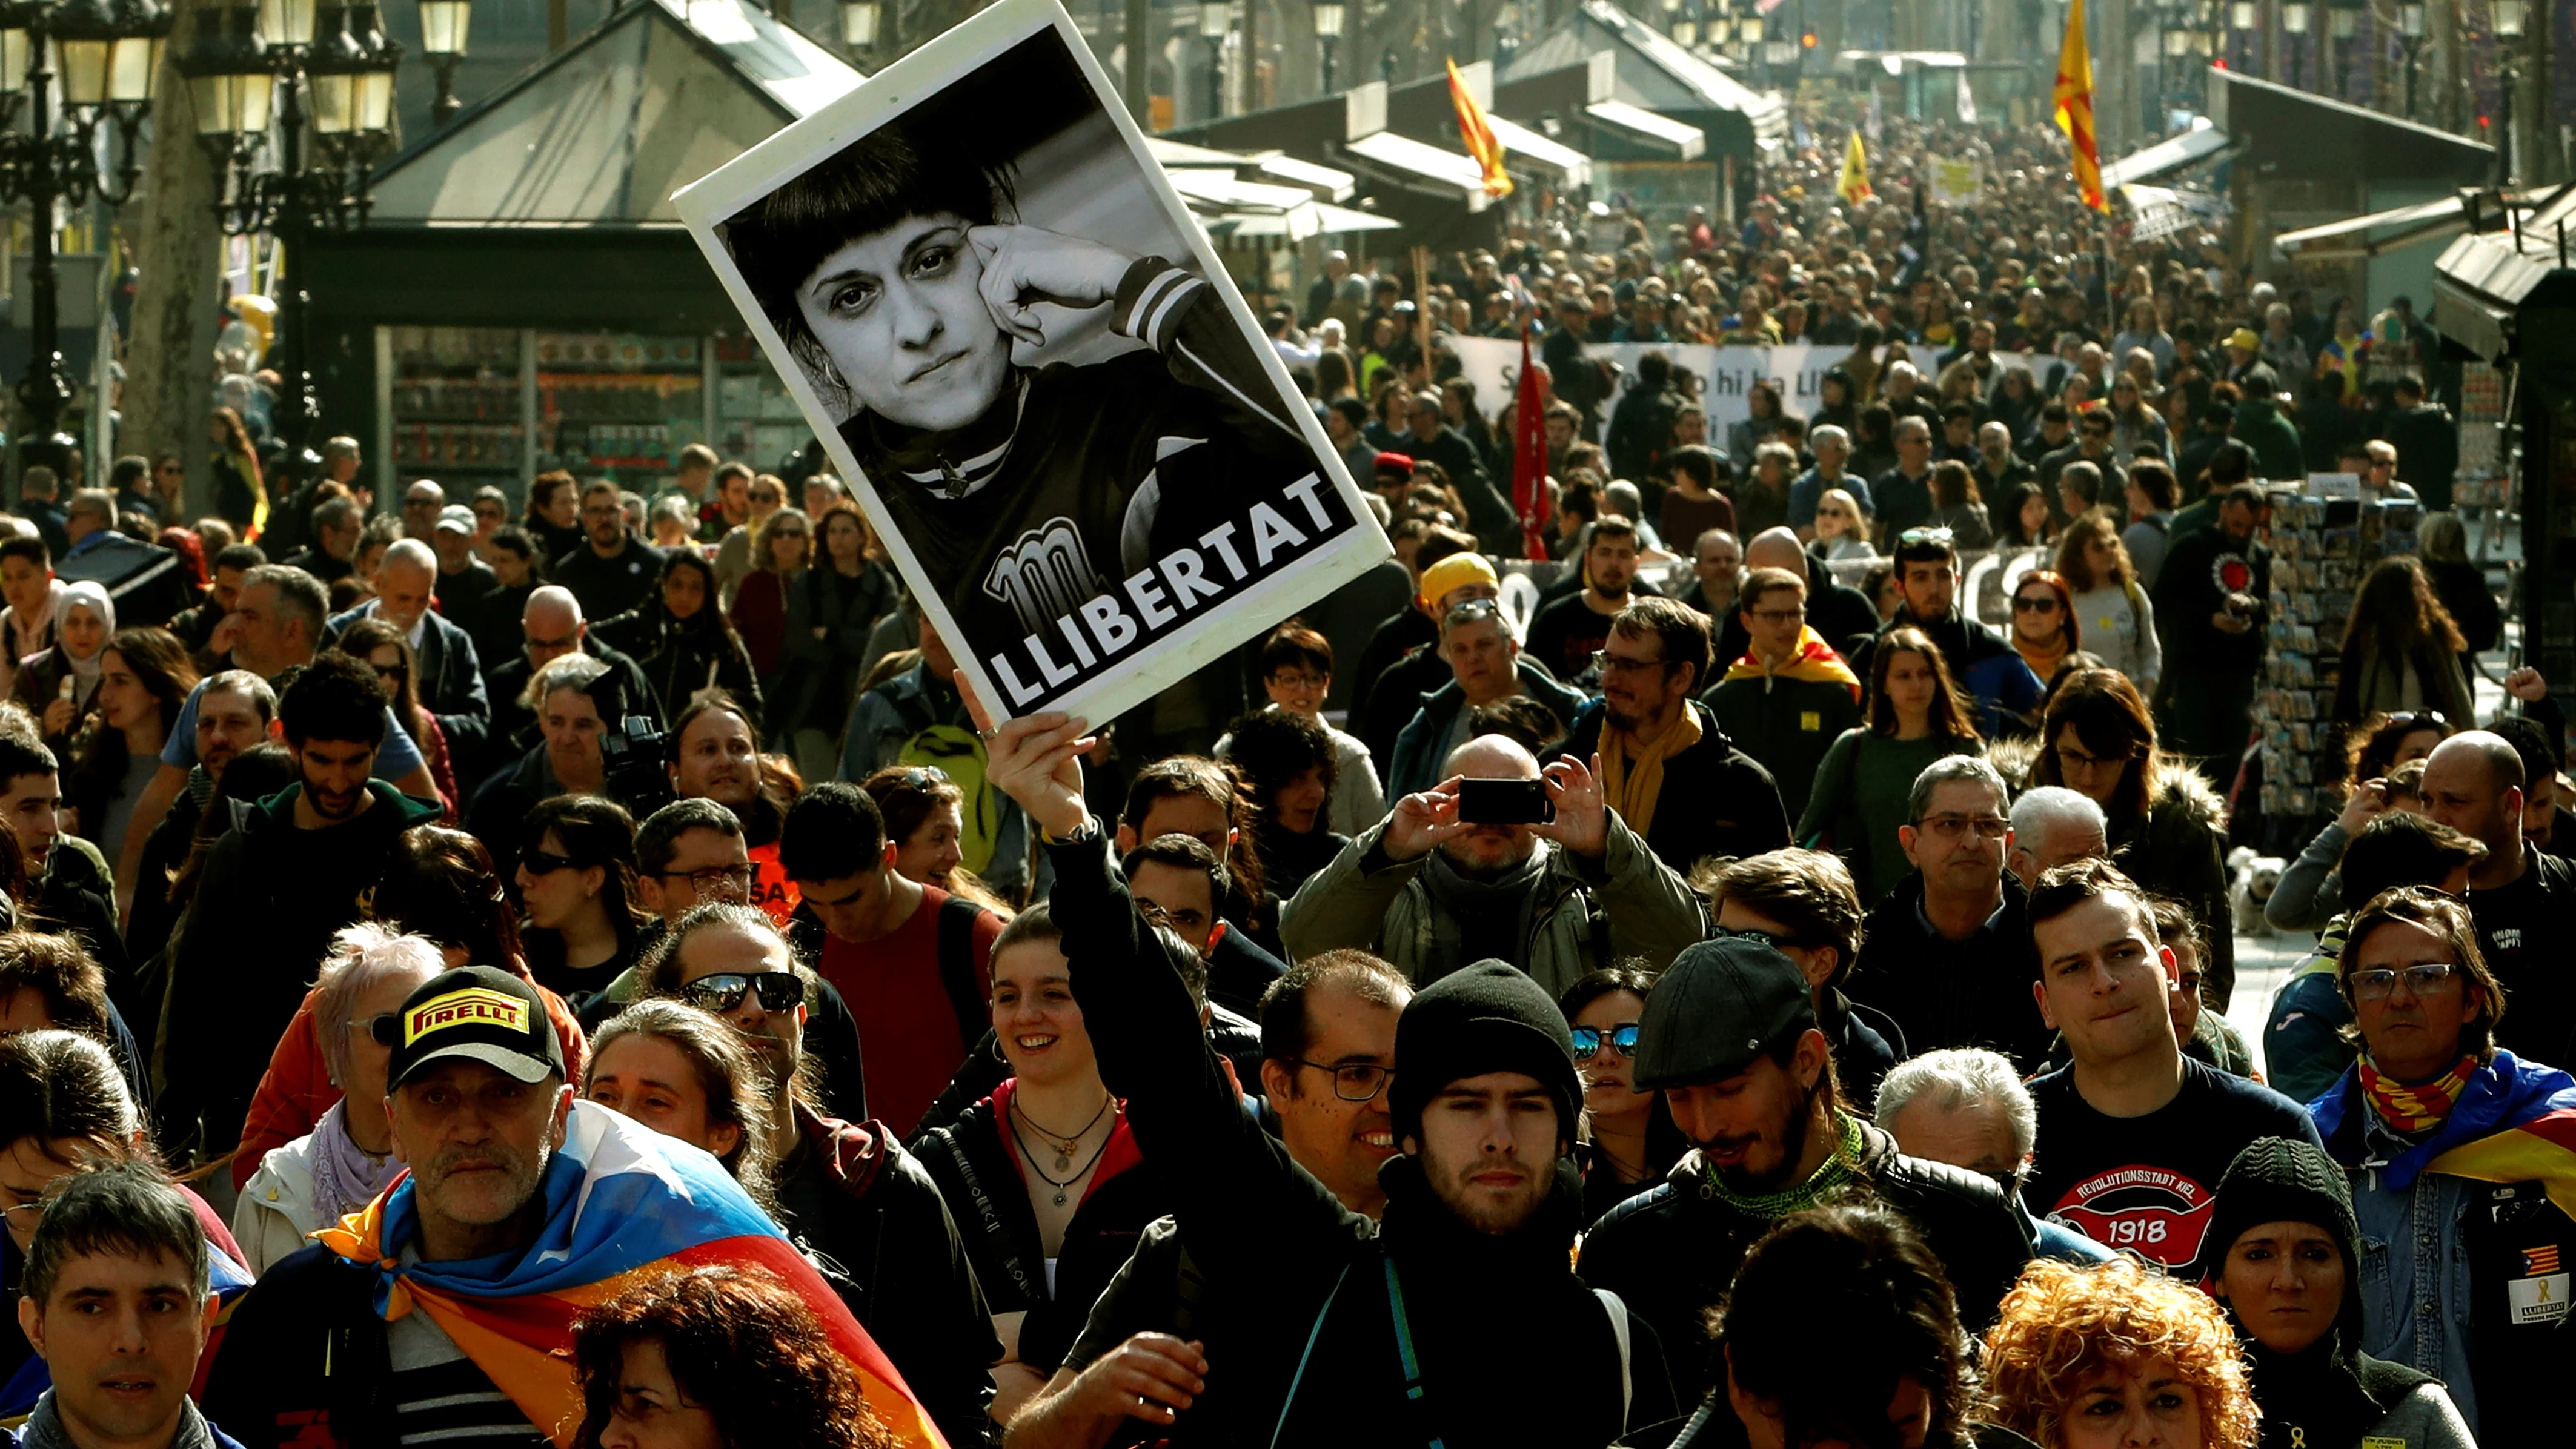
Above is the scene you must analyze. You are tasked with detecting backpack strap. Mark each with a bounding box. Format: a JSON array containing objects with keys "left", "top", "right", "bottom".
[
  {"left": 935, "top": 895, "right": 990, "bottom": 1047},
  {"left": 1268, "top": 1262, "right": 1354, "bottom": 1449},
  {"left": 1594, "top": 1288, "right": 1633, "bottom": 1428}
]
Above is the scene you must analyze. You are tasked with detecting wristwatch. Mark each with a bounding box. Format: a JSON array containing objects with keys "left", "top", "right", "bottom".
[{"left": 1045, "top": 815, "right": 1102, "bottom": 846}]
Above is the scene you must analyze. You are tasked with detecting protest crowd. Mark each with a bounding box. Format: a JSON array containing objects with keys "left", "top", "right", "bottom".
[{"left": 2, "top": 101, "right": 2568, "bottom": 1449}]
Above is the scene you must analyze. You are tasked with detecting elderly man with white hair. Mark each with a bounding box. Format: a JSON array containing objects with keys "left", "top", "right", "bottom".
[
  {"left": 2007, "top": 785, "right": 2109, "bottom": 891},
  {"left": 322, "top": 537, "right": 490, "bottom": 758},
  {"left": 231, "top": 924, "right": 448, "bottom": 1273},
  {"left": 1874, "top": 1047, "right": 2114, "bottom": 1267}
]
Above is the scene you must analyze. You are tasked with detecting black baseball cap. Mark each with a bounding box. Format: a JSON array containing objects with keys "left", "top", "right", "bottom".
[
  {"left": 1632, "top": 936, "right": 1818, "bottom": 1090},
  {"left": 379, "top": 966, "right": 565, "bottom": 1090}
]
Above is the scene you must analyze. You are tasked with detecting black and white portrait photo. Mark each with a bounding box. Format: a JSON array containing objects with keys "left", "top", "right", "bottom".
[{"left": 677, "top": 0, "right": 1387, "bottom": 721}]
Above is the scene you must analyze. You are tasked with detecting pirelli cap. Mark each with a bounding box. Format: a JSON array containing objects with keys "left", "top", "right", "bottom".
[{"left": 381, "top": 966, "right": 564, "bottom": 1089}]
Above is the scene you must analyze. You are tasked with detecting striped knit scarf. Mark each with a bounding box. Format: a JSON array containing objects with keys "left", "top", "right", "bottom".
[{"left": 2360, "top": 1054, "right": 2477, "bottom": 1135}]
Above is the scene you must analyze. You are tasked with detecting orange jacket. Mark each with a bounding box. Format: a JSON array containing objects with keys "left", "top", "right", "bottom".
[{"left": 230, "top": 963, "right": 588, "bottom": 1190}]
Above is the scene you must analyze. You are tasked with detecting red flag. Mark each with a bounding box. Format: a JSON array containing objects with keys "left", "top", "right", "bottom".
[{"left": 1511, "top": 325, "right": 1549, "bottom": 561}]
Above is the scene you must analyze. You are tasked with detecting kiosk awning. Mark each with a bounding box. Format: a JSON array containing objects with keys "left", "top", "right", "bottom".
[
  {"left": 1582, "top": 99, "right": 1704, "bottom": 159},
  {"left": 1340, "top": 130, "right": 1493, "bottom": 211},
  {"left": 2275, "top": 196, "right": 2475, "bottom": 261},
  {"left": 1486, "top": 116, "right": 1592, "bottom": 185},
  {"left": 2099, "top": 121, "right": 2232, "bottom": 190}
]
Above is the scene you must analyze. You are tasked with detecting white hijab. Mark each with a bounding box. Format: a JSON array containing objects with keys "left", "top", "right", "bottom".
[{"left": 52, "top": 580, "right": 113, "bottom": 696}]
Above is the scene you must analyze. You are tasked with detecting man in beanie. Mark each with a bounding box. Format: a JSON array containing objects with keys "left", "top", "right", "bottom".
[
  {"left": 1578, "top": 934, "right": 2031, "bottom": 1407},
  {"left": 980, "top": 697, "right": 1679, "bottom": 1447},
  {"left": 2308, "top": 885, "right": 2576, "bottom": 1442},
  {"left": 2206, "top": 1136, "right": 2475, "bottom": 1449}
]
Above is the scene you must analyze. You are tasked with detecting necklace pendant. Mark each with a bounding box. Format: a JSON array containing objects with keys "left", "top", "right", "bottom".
[
  {"left": 1054, "top": 1153, "right": 1072, "bottom": 1173},
  {"left": 1053, "top": 1189, "right": 1067, "bottom": 1206}
]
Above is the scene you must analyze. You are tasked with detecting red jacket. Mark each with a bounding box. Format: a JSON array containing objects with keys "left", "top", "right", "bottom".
[{"left": 229, "top": 963, "right": 588, "bottom": 1189}]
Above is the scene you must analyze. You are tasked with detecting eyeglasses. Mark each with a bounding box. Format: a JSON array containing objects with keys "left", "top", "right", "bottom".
[
  {"left": 1293, "top": 1059, "right": 1393, "bottom": 1102},
  {"left": 1569, "top": 1023, "right": 1641, "bottom": 1061},
  {"left": 2012, "top": 596, "right": 2062, "bottom": 614},
  {"left": 658, "top": 863, "right": 756, "bottom": 892},
  {"left": 372, "top": 662, "right": 410, "bottom": 683},
  {"left": 357, "top": 1013, "right": 402, "bottom": 1046},
  {"left": 1444, "top": 598, "right": 1504, "bottom": 628},
  {"left": 1917, "top": 813, "right": 2011, "bottom": 841},
  {"left": 2054, "top": 744, "right": 2142, "bottom": 771},
  {"left": 522, "top": 849, "right": 581, "bottom": 875},
  {"left": 1715, "top": 924, "right": 1811, "bottom": 952},
  {"left": 1269, "top": 671, "right": 1328, "bottom": 689},
  {"left": 1, "top": 1201, "right": 41, "bottom": 1228},
  {"left": 1590, "top": 649, "right": 1671, "bottom": 677},
  {"left": 896, "top": 766, "right": 949, "bottom": 790},
  {"left": 2348, "top": 963, "right": 2461, "bottom": 1001},
  {"left": 680, "top": 971, "right": 807, "bottom": 1015}
]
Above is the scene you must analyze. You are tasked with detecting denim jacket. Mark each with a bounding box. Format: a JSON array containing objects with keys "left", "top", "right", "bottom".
[{"left": 2347, "top": 1111, "right": 2483, "bottom": 1431}]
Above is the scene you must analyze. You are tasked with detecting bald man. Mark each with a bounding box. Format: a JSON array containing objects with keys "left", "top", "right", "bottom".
[
  {"left": 1714, "top": 525, "right": 1881, "bottom": 665},
  {"left": 322, "top": 538, "right": 489, "bottom": 755},
  {"left": 2421, "top": 729, "right": 2576, "bottom": 1066},
  {"left": 1280, "top": 734, "right": 1705, "bottom": 995},
  {"left": 476, "top": 584, "right": 659, "bottom": 778}
]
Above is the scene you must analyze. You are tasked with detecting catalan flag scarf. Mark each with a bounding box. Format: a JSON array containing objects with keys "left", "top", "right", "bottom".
[
  {"left": 313, "top": 1100, "right": 944, "bottom": 1448},
  {"left": 1722, "top": 626, "right": 1863, "bottom": 702},
  {"left": 2357, "top": 1054, "right": 2475, "bottom": 1135},
  {"left": 2315, "top": 1049, "right": 2576, "bottom": 1221}
]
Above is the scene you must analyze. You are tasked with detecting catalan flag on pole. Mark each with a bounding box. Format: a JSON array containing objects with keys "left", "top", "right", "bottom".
[
  {"left": 314, "top": 1102, "right": 946, "bottom": 1447},
  {"left": 1448, "top": 58, "right": 1512, "bottom": 199},
  {"left": 1837, "top": 129, "right": 1871, "bottom": 205},
  {"left": 2055, "top": 0, "right": 2108, "bottom": 212}
]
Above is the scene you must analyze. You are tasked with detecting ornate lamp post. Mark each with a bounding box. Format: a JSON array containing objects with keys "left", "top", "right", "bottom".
[
  {"left": 0, "top": 0, "right": 167, "bottom": 478},
  {"left": 2281, "top": 0, "right": 2310, "bottom": 88},
  {"left": 1312, "top": 0, "right": 1339, "bottom": 92},
  {"left": 181, "top": 0, "right": 396, "bottom": 483},
  {"left": 2492, "top": 0, "right": 2525, "bottom": 185},
  {"left": 837, "top": 0, "right": 883, "bottom": 67},
  {"left": 417, "top": 0, "right": 468, "bottom": 121}
]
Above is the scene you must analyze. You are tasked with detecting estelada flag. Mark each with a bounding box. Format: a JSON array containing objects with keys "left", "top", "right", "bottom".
[
  {"left": 1837, "top": 129, "right": 1871, "bottom": 205},
  {"left": 1511, "top": 323, "right": 1549, "bottom": 560},
  {"left": 1448, "top": 58, "right": 1513, "bottom": 199},
  {"left": 2055, "top": 0, "right": 2108, "bottom": 212},
  {"left": 314, "top": 1101, "right": 946, "bottom": 1447}
]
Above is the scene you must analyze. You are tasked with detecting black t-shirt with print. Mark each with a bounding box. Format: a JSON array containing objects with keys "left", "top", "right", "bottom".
[
  {"left": 2023, "top": 1058, "right": 2325, "bottom": 1281},
  {"left": 2467, "top": 849, "right": 2576, "bottom": 1069}
]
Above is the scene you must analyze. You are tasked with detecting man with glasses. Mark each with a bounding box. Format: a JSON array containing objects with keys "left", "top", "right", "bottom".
[
  {"left": 2309, "top": 886, "right": 2573, "bottom": 1443},
  {"left": 2020, "top": 860, "right": 2321, "bottom": 1281},
  {"left": 780, "top": 781, "right": 1000, "bottom": 1137},
  {"left": 1383, "top": 595, "right": 1583, "bottom": 800},
  {"left": 397, "top": 479, "right": 444, "bottom": 539},
  {"left": 1704, "top": 566, "right": 1862, "bottom": 822},
  {"left": 1007, "top": 948, "right": 1411, "bottom": 1447},
  {"left": 639, "top": 901, "right": 1000, "bottom": 1448},
  {"left": 666, "top": 694, "right": 797, "bottom": 923},
  {"left": 1849, "top": 757, "right": 2052, "bottom": 1073},
  {"left": 548, "top": 479, "right": 664, "bottom": 624},
  {"left": 1873, "top": 1047, "right": 2113, "bottom": 1266},
  {"left": 1551, "top": 597, "right": 1787, "bottom": 876},
  {"left": 1579, "top": 933, "right": 2033, "bottom": 1408},
  {"left": 477, "top": 585, "right": 657, "bottom": 777}
]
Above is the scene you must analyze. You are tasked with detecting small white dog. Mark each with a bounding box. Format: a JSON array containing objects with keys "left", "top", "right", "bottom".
[{"left": 2228, "top": 846, "right": 2288, "bottom": 935}]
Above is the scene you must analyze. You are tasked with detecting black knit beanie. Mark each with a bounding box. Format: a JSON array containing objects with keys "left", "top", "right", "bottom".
[
  {"left": 2210, "top": 1135, "right": 2367, "bottom": 1352},
  {"left": 1388, "top": 960, "right": 1582, "bottom": 1149}
]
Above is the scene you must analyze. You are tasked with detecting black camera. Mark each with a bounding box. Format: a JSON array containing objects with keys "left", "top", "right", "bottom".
[{"left": 600, "top": 715, "right": 676, "bottom": 815}]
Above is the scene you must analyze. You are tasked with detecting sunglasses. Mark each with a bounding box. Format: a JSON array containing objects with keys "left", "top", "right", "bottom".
[
  {"left": 1569, "top": 1023, "right": 1641, "bottom": 1061},
  {"left": 2013, "top": 596, "right": 2062, "bottom": 612},
  {"left": 680, "top": 972, "right": 806, "bottom": 1015},
  {"left": 522, "top": 849, "right": 581, "bottom": 875},
  {"left": 895, "top": 766, "right": 949, "bottom": 789}
]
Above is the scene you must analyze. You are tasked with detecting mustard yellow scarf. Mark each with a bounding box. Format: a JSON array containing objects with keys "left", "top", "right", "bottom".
[{"left": 1600, "top": 705, "right": 1702, "bottom": 838}]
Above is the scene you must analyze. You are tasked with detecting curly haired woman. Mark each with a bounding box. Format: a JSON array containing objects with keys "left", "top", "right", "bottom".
[{"left": 1980, "top": 1256, "right": 2257, "bottom": 1449}]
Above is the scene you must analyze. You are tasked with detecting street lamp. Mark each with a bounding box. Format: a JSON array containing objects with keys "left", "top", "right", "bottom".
[
  {"left": 1312, "top": 0, "right": 1339, "bottom": 92},
  {"left": 417, "top": 0, "right": 467, "bottom": 119},
  {"left": 0, "top": 0, "right": 166, "bottom": 480},
  {"left": 1197, "top": 0, "right": 1226, "bottom": 121},
  {"left": 184, "top": 0, "right": 398, "bottom": 485},
  {"left": 2493, "top": 0, "right": 2525, "bottom": 185},
  {"left": 2392, "top": 0, "right": 2426, "bottom": 118}
]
